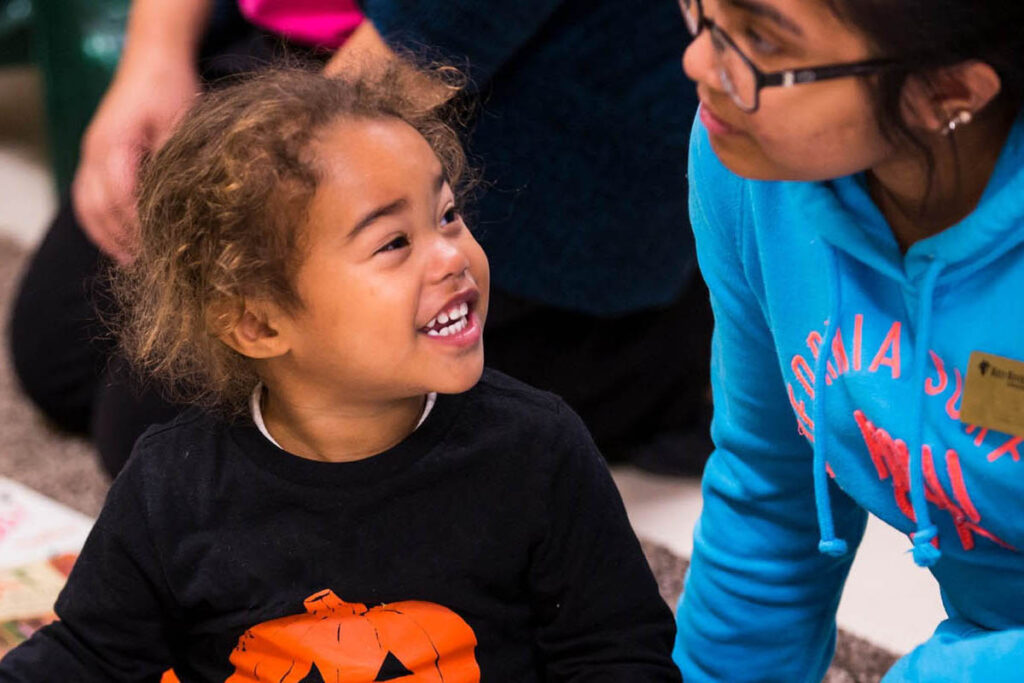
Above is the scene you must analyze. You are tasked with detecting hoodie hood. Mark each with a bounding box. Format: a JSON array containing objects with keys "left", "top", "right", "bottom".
[
  {"left": 790, "top": 110, "right": 1024, "bottom": 567},
  {"left": 809, "top": 110, "right": 1024, "bottom": 279}
]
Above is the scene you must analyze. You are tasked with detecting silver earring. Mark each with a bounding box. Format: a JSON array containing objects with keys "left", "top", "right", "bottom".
[{"left": 942, "top": 109, "right": 973, "bottom": 135}]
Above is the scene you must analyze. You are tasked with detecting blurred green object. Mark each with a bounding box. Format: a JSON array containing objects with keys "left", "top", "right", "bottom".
[
  {"left": 30, "top": 0, "right": 130, "bottom": 194},
  {"left": 0, "top": 0, "right": 32, "bottom": 66}
]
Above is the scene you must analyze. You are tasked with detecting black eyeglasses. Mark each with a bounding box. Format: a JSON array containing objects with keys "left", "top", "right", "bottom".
[{"left": 679, "top": 0, "right": 895, "bottom": 112}]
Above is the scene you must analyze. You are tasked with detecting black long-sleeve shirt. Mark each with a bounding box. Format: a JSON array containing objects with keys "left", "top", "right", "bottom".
[{"left": 0, "top": 370, "right": 679, "bottom": 681}]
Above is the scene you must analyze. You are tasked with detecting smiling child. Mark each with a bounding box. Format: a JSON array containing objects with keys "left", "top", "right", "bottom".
[{"left": 0, "top": 67, "right": 679, "bottom": 681}]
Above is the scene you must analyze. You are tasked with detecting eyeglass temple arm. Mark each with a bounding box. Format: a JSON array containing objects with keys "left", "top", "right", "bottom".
[{"left": 761, "top": 59, "right": 895, "bottom": 88}]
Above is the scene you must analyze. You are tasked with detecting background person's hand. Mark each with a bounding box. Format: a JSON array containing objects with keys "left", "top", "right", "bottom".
[
  {"left": 70, "top": 0, "right": 211, "bottom": 263},
  {"left": 71, "top": 57, "right": 199, "bottom": 264}
]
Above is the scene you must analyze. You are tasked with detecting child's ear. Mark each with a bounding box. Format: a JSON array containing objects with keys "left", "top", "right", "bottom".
[{"left": 217, "top": 300, "right": 291, "bottom": 359}]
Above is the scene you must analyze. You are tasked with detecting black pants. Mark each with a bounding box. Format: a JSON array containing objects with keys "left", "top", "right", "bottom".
[
  {"left": 9, "top": 200, "right": 179, "bottom": 475},
  {"left": 9, "top": 199, "right": 712, "bottom": 476}
]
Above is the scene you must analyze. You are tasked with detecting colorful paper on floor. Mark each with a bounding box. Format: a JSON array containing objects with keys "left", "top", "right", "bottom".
[
  {"left": 0, "top": 476, "right": 93, "bottom": 570},
  {"left": 0, "top": 477, "right": 93, "bottom": 656}
]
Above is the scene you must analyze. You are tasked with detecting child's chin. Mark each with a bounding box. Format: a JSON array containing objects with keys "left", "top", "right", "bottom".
[{"left": 433, "top": 358, "right": 485, "bottom": 394}]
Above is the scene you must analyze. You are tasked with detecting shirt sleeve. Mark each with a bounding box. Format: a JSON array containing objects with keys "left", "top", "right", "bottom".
[
  {"left": 527, "top": 402, "right": 681, "bottom": 681},
  {"left": 672, "top": 117, "right": 868, "bottom": 682},
  {"left": 358, "top": 0, "right": 564, "bottom": 84},
  {"left": 0, "top": 447, "right": 176, "bottom": 681},
  {"left": 882, "top": 618, "right": 1024, "bottom": 681}
]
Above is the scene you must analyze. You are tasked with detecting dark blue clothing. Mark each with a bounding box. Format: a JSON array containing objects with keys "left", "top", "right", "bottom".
[{"left": 363, "top": 0, "right": 698, "bottom": 315}]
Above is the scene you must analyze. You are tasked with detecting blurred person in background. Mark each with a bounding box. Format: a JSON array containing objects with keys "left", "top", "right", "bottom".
[{"left": 9, "top": 0, "right": 708, "bottom": 478}]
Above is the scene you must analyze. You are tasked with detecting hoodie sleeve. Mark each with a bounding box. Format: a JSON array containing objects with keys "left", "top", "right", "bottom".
[
  {"left": 358, "top": 0, "right": 563, "bottom": 85},
  {"left": 882, "top": 618, "right": 1024, "bottom": 681},
  {"left": 672, "top": 118, "right": 868, "bottom": 682}
]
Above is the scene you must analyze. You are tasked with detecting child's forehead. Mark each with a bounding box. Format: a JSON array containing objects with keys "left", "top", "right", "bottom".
[
  {"left": 316, "top": 116, "right": 433, "bottom": 160},
  {"left": 300, "top": 118, "right": 448, "bottom": 235},
  {"left": 311, "top": 117, "right": 444, "bottom": 190}
]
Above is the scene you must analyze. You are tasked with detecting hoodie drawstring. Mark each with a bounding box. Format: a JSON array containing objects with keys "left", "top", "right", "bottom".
[
  {"left": 812, "top": 249, "right": 947, "bottom": 567},
  {"left": 907, "top": 258, "right": 946, "bottom": 567},
  {"left": 813, "top": 246, "right": 847, "bottom": 557}
]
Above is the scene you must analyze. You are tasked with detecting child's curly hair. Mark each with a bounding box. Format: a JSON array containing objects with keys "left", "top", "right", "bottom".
[{"left": 111, "top": 64, "right": 471, "bottom": 415}]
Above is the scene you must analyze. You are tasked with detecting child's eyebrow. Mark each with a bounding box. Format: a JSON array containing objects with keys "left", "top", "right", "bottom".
[
  {"left": 347, "top": 198, "right": 409, "bottom": 240},
  {"left": 346, "top": 172, "right": 447, "bottom": 240}
]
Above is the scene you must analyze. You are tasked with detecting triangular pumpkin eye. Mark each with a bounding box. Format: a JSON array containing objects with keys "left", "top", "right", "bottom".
[
  {"left": 299, "top": 662, "right": 326, "bottom": 682},
  {"left": 374, "top": 651, "right": 414, "bottom": 680}
]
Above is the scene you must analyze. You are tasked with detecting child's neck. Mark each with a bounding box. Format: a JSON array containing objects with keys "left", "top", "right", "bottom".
[{"left": 259, "top": 385, "right": 426, "bottom": 463}]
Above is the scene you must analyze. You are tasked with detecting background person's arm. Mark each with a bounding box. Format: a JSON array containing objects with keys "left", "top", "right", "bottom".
[
  {"left": 326, "top": 0, "right": 563, "bottom": 87},
  {"left": 72, "top": 0, "right": 211, "bottom": 263},
  {"left": 323, "top": 20, "right": 456, "bottom": 112}
]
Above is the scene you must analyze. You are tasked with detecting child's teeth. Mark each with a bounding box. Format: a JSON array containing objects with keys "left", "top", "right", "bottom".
[{"left": 424, "top": 303, "right": 474, "bottom": 337}]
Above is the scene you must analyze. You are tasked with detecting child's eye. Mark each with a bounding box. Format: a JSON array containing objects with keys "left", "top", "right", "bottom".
[
  {"left": 440, "top": 207, "right": 460, "bottom": 227},
  {"left": 376, "top": 235, "right": 410, "bottom": 254}
]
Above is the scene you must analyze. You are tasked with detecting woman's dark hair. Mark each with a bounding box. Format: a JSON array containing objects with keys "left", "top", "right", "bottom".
[{"left": 827, "top": 0, "right": 1023, "bottom": 164}]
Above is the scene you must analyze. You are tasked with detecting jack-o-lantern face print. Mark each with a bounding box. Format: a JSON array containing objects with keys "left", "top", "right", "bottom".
[{"left": 224, "top": 589, "right": 480, "bottom": 682}]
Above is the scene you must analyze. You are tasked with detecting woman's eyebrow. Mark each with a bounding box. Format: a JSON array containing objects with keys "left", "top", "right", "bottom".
[{"left": 723, "top": 0, "right": 804, "bottom": 36}]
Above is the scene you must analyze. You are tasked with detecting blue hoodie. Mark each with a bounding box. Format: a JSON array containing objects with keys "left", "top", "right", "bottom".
[{"left": 674, "top": 111, "right": 1024, "bottom": 682}]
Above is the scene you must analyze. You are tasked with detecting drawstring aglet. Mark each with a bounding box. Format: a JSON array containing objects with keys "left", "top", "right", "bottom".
[
  {"left": 911, "top": 526, "right": 941, "bottom": 567},
  {"left": 818, "top": 538, "right": 848, "bottom": 557}
]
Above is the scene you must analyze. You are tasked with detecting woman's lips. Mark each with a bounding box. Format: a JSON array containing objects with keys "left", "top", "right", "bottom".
[{"left": 699, "top": 102, "right": 738, "bottom": 136}]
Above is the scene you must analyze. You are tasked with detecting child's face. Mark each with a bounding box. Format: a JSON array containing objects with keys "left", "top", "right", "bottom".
[{"left": 272, "top": 117, "right": 489, "bottom": 401}]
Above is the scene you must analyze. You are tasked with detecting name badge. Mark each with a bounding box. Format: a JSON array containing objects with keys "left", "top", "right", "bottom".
[{"left": 961, "top": 351, "right": 1024, "bottom": 437}]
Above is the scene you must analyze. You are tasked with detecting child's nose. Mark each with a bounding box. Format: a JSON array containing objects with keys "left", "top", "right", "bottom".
[{"left": 429, "top": 236, "right": 471, "bottom": 283}]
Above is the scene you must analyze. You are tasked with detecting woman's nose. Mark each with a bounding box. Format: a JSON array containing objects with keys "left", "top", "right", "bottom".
[{"left": 682, "top": 30, "right": 719, "bottom": 90}]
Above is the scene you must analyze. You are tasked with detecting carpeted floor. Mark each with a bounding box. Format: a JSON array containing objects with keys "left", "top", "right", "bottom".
[{"left": 0, "top": 236, "right": 897, "bottom": 680}]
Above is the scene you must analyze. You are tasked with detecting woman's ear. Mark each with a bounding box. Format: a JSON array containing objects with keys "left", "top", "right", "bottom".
[
  {"left": 901, "top": 60, "right": 1002, "bottom": 134},
  {"left": 214, "top": 299, "right": 291, "bottom": 359}
]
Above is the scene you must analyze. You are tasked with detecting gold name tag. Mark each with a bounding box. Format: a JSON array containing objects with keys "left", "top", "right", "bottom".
[{"left": 961, "top": 351, "right": 1024, "bottom": 437}]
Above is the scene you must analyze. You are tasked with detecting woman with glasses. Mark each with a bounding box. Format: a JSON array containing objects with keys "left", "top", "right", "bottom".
[{"left": 673, "top": 0, "right": 1024, "bottom": 679}]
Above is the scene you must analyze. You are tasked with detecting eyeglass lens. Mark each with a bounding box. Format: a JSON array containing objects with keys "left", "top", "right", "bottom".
[
  {"left": 680, "top": 0, "right": 700, "bottom": 36},
  {"left": 680, "top": 0, "right": 758, "bottom": 111},
  {"left": 711, "top": 29, "right": 757, "bottom": 110}
]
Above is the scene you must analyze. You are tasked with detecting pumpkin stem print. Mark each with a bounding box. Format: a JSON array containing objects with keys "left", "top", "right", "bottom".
[{"left": 224, "top": 589, "right": 481, "bottom": 682}]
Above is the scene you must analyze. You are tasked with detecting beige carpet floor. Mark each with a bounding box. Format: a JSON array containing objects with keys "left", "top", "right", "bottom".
[{"left": 0, "top": 236, "right": 896, "bottom": 680}]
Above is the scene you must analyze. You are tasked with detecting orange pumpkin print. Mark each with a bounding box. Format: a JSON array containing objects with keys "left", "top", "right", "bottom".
[{"left": 224, "top": 589, "right": 480, "bottom": 682}]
